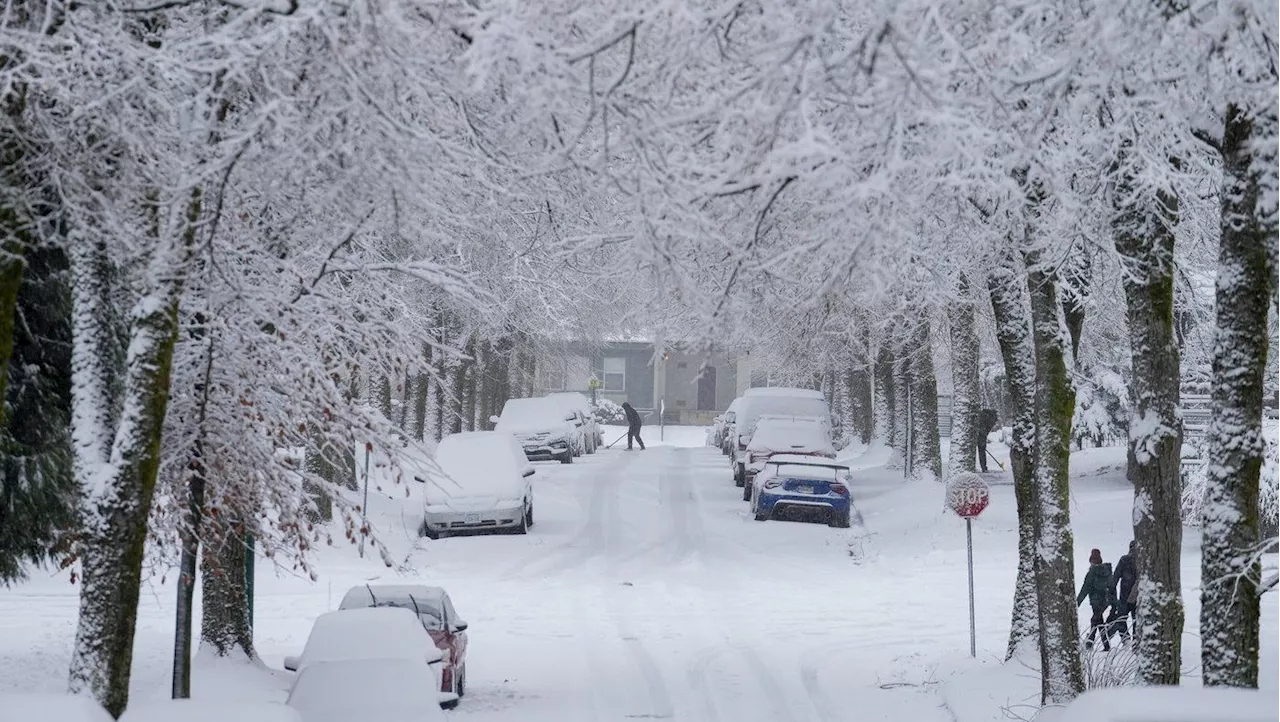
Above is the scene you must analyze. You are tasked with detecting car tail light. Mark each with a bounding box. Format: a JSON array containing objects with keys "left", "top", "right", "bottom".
[{"left": 830, "top": 483, "right": 848, "bottom": 495}]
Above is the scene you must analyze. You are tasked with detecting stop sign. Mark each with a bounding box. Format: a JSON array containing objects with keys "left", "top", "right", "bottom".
[{"left": 946, "top": 472, "right": 990, "bottom": 519}]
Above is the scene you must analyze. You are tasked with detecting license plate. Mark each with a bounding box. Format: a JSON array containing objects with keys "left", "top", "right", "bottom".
[
  {"left": 795, "top": 486, "right": 813, "bottom": 494},
  {"left": 464, "top": 514, "right": 480, "bottom": 524}
]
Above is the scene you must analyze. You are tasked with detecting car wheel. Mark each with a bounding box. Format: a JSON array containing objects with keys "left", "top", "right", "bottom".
[
  {"left": 734, "top": 465, "right": 744, "bottom": 487},
  {"left": 560, "top": 449, "right": 574, "bottom": 464},
  {"left": 742, "top": 482, "right": 752, "bottom": 502},
  {"left": 830, "top": 510, "right": 851, "bottom": 529},
  {"left": 525, "top": 502, "right": 534, "bottom": 528},
  {"left": 515, "top": 512, "right": 528, "bottom": 535},
  {"left": 457, "top": 665, "right": 466, "bottom": 697},
  {"left": 420, "top": 521, "right": 439, "bottom": 540}
]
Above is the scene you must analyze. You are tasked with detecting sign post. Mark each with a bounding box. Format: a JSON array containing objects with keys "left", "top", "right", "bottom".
[{"left": 945, "top": 472, "right": 991, "bottom": 658}]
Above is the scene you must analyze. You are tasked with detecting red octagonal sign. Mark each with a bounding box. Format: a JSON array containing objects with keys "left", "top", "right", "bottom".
[{"left": 946, "top": 473, "right": 991, "bottom": 519}]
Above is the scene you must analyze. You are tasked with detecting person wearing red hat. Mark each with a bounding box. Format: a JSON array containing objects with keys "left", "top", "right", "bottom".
[{"left": 1077, "top": 548, "right": 1114, "bottom": 651}]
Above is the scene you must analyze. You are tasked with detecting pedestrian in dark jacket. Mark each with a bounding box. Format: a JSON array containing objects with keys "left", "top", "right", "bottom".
[
  {"left": 1077, "top": 548, "right": 1113, "bottom": 651},
  {"left": 977, "top": 409, "right": 998, "bottom": 472},
  {"left": 622, "top": 401, "right": 645, "bottom": 451},
  {"left": 1106, "top": 540, "right": 1138, "bottom": 643}
]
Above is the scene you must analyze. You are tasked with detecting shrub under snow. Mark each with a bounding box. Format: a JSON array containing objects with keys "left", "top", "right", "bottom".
[
  {"left": 1181, "top": 421, "right": 1279, "bottom": 544},
  {"left": 592, "top": 397, "right": 627, "bottom": 425}
]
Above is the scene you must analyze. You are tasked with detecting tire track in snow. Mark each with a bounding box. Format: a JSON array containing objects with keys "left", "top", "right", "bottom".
[{"left": 499, "top": 451, "right": 639, "bottom": 579}]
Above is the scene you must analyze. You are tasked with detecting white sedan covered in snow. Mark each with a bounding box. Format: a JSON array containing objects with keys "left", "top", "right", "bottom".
[
  {"left": 282, "top": 607, "right": 452, "bottom": 707},
  {"left": 287, "top": 658, "right": 446, "bottom": 722},
  {"left": 418, "top": 430, "right": 536, "bottom": 539}
]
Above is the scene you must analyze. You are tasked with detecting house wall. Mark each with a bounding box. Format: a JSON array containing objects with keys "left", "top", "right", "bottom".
[
  {"left": 660, "top": 351, "right": 738, "bottom": 415},
  {"left": 591, "top": 343, "right": 656, "bottom": 411}
]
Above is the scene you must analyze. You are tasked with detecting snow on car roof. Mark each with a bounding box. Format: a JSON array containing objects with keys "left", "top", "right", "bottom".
[
  {"left": 746, "top": 422, "right": 835, "bottom": 453},
  {"left": 338, "top": 585, "right": 447, "bottom": 611},
  {"left": 737, "top": 396, "right": 831, "bottom": 432},
  {"left": 495, "top": 397, "right": 571, "bottom": 432},
  {"left": 298, "top": 607, "right": 443, "bottom": 670},
  {"left": 119, "top": 701, "right": 303, "bottom": 722},
  {"left": 287, "top": 659, "right": 446, "bottom": 722},
  {"left": 0, "top": 693, "right": 114, "bottom": 722},
  {"left": 744, "top": 387, "right": 825, "bottom": 399},
  {"left": 432, "top": 431, "right": 526, "bottom": 498}
]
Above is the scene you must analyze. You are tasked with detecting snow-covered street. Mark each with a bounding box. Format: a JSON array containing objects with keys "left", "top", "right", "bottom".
[{"left": 3, "top": 429, "right": 1275, "bottom": 721}]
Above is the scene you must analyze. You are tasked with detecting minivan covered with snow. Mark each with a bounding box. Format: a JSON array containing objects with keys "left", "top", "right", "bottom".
[
  {"left": 491, "top": 397, "right": 582, "bottom": 463},
  {"left": 729, "top": 390, "right": 834, "bottom": 486}
]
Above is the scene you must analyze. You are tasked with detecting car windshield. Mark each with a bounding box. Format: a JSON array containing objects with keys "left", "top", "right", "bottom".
[{"left": 371, "top": 601, "right": 444, "bottom": 631}]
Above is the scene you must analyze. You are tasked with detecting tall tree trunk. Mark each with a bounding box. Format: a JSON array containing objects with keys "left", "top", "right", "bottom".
[
  {"left": 199, "top": 516, "right": 255, "bottom": 659},
  {"left": 1113, "top": 145, "right": 1185, "bottom": 685},
  {"left": 949, "top": 276, "right": 981, "bottom": 478},
  {"left": 0, "top": 241, "right": 21, "bottom": 428},
  {"left": 1024, "top": 247, "right": 1085, "bottom": 704},
  {"left": 376, "top": 373, "right": 393, "bottom": 421},
  {"left": 874, "top": 344, "right": 896, "bottom": 445},
  {"left": 988, "top": 253, "right": 1041, "bottom": 661},
  {"left": 909, "top": 321, "right": 943, "bottom": 480},
  {"left": 1200, "top": 102, "right": 1277, "bottom": 689},
  {"left": 890, "top": 339, "right": 911, "bottom": 470},
  {"left": 173, "top": 329, "right": 215, "bottom": 698},
  {"left": 68, "top": 215, "right": 194, "bottom": 716}
]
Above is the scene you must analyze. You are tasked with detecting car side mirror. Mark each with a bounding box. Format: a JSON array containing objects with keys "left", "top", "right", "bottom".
[
  {"left": 283, "top": 655, "right": 300, "bottom": 672},
  {"left": 489, "top": 415, "right": 500, "bottom": 424},
  {"left": 453, "top": 622, "right": 468, "bottom": 633},
  {"left": 522, "top": 468, "right": 535, "bottom": 478}
]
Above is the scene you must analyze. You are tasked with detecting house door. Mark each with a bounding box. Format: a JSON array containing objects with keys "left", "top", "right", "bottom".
[{"left": 697, "top": 365, "right": 717, "bottom": 410}]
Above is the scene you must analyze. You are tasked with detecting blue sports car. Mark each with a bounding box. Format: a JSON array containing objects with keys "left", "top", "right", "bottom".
[{"left": 750, "top": 454, "right": 852, "bottom": 528}]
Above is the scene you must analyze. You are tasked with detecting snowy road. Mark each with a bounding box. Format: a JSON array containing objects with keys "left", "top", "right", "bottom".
[
  {"left": 1, "top": 432, "right": 1275, "bottom": 721},
  {"left": 423, "top": 443, "right": 960, "bottom": 722}
]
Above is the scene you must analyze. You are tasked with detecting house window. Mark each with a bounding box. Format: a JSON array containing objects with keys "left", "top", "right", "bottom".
[{"left": 602, "top": 357, "right": 626, "bottom": 392}]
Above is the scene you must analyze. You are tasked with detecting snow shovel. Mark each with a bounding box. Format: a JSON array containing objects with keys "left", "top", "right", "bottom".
[
  {"left": 985, "top": 448, "right": 1007, "bottom": 472},
  {"left": 605, "top": 432, "right": 629, "bottom": 449}
]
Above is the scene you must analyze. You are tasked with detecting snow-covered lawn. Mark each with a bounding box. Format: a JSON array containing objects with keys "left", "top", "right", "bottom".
[{"left": 0, "top": 430, "right": 1275, "bottom": 721}]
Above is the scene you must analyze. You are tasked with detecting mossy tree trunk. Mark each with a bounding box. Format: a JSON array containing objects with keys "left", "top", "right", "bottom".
[
  {"left": 1200, "top": 101, "right": 1277, "bottom": 689},
  {"left": 68, "top": 206, "right": 196, "bottom": 715},
  {"left": 1023, "top": 245, "right": 1085, "bottom": 704},
  {"left": 1112, "top": 138, "right": 1185, "bottom": 686},
  {"left": 987, "top": 250, "right": 1041, "bottom": 661}
]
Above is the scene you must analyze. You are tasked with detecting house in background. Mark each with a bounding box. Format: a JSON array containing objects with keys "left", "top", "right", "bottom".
[{"left": 534, "top": 338, "right": 749, "bottom": 425}]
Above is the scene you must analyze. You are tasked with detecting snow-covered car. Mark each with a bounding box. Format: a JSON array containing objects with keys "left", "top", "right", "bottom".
[
  {"left": 749, "top": 455, "right": 852, "bottom": 528},
  {"left": 741, "top": 416, "right": 837, "bottom": 501},
  {"left": 338, "top": 585, "right": 469, "bottom": 699},
  {"left": 0, "top": 693, "right": 113, "bottom": 722},
  {"left": 1049, "top": 686, "right": 1276, "bottom": 722},
  {"left": 546, "top": 392, "right": 603, "bottom": 451},
  {"left": 730, "top": 392, "right": 834, "bottom": 486},
  {"left": 491, "top": 396, "right": 581, "bottom": 463},
  {"left": 287, "top": 658, "right": 447, "bottom": 722},
  {"left": 281, "top": 607, "right": 451, "bottom": 707},
  {"left": 744, "top": 387, "right": 826, "bottom": 400},
  {"left": 418, "top": 430, "right": 535, "bottom": 538},
  {"left": 120, "top": 701, "right": 302, "bottom": 722},
  {"left": 712, "top": 397, "right": 743, "bottom": 454}
]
